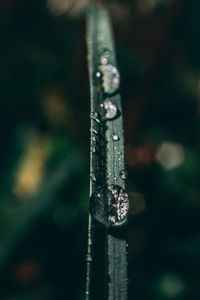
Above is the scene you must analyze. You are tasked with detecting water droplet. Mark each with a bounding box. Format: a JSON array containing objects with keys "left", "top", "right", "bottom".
[
  {"left": 90, "top": 173, "right": 97, "bottom": 182},
  {"left": 86, "top": 254, "right": 93, "bottom": 262},
  {"left": 90, "top": 146, "right": 96, "bottom": 153},
  {"left": 100, "top": 100, "right": 118, "bottom": 120},
  {"left": 112, "top": 134, "right": 119, "bottom": 141},
  {"left": 90, "top": 185, "right": 129, "bottom": 226},
  {"left": 120, "top": 170, "right": 128, "bottom": 180},
  {"left": 91, "top": 136, "right": 96, "bottom": 142},
  {"left": 99, "top": 64, "right": 120, "bottom": 95},
  {"left": 90, "top": 128, "right": 98, "bottom": 135},
  {"left": 90, "top": 112, "right": 100, "bottom": 123}
]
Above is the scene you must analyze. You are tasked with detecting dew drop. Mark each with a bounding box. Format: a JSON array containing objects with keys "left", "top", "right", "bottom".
[
  {"left": 112, "top": 134, "right": 119, "bottom": 141},
  {"left": 90, "top": 112, "right": 100, "bottom": 123},
  {"left": 99, "top": 64, "right": 120, "bottom": 95},
  {"left": 90, "top": 127, "right": 98, "bottom": 135},
  {"left": 90, "top": 173, "right": 97, "bottom": 182},
  {"left": 119, "top": 170, "right": 128, "bottom": 180},
  {"left": 91, "top": 136, "right": 96, "bottom": 142}
]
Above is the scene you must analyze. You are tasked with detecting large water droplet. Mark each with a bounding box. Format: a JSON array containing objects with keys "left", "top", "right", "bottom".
[
  {"left": 99, "top": 64, "right": 120, "bottom": 95},
  {"left": 90, "top": 185, "right": 129, "bottom": 226},
  {"left": 120, "top": 170, "right": 128, "bottom": 180},
  {"left": 100, "top": 100, "right": 118, "bottom": 120}
]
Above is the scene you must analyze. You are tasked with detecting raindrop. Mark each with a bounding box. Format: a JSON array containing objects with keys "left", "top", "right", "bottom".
[
  {"left": 112, "top": 134, "right": 119, "bottom": 141},
  {"left": 120, "top": 170, "right": 128, "bottom": 180},
  {"left": 99, "top": 64, "right": 120, "bottom": 95}
]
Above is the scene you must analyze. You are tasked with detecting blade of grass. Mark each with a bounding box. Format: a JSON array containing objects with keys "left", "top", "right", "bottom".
[
  {"left": 86, "top": 4, "right": 128, "bottom": 300},
  {"left": 0, "top": 153, "right": 83, "bottom": 270}
]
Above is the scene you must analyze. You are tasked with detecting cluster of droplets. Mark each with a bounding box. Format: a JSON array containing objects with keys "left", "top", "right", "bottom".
[{"left": 90, "top": 185, "right": 129, "bottom": 227}]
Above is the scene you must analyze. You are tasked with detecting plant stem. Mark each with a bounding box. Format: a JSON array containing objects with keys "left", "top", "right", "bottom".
[{"left": 86, "top": 4, "right": 128, "bottom": 300}]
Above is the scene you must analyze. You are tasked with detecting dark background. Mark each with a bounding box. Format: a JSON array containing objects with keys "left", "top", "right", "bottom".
[{"left": 0, "top": 0, "right": 200, "bottom": 299}]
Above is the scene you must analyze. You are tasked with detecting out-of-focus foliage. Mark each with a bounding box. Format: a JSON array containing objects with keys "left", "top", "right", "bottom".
[{"left": 0, "top": 0, "right": 200, "bottom": 299}]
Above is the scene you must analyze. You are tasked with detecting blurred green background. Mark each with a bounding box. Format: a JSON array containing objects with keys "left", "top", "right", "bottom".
[{"left": 0, "top": 0, "right": 200, "bottom": 299}]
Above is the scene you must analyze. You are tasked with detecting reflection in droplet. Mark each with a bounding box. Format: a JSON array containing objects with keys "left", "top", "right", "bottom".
[
  {"left": 120, "top": 170, "right": 128, "bottom": 180},
  {"left": 99, "top": 64, "right": 120, "bottom": 95}
]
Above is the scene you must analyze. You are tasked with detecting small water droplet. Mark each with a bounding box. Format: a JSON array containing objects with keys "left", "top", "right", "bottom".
[
  {"left": 112, "top": 134, "right": 119, "bottom": 141},
  {"left": 119, "top": 170, "right": 128, "bottom": 180},
  {"left": 99, "top": 64, "right": 120, "bottom": 95},
  {"left": 90, "top": 127, "right": 98, "bottom": 135},
  {"left": 91, "top": 136, "right": 96, "bottom": 142},
  {"left": 90, "top": 112, "right": 100, "bottom": 123},
  {"left": 86, "top": 254, "right": 93, "bottom": 262},
  {"left": 90, "top": 173, "right": 97, "bottom": 182}
]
